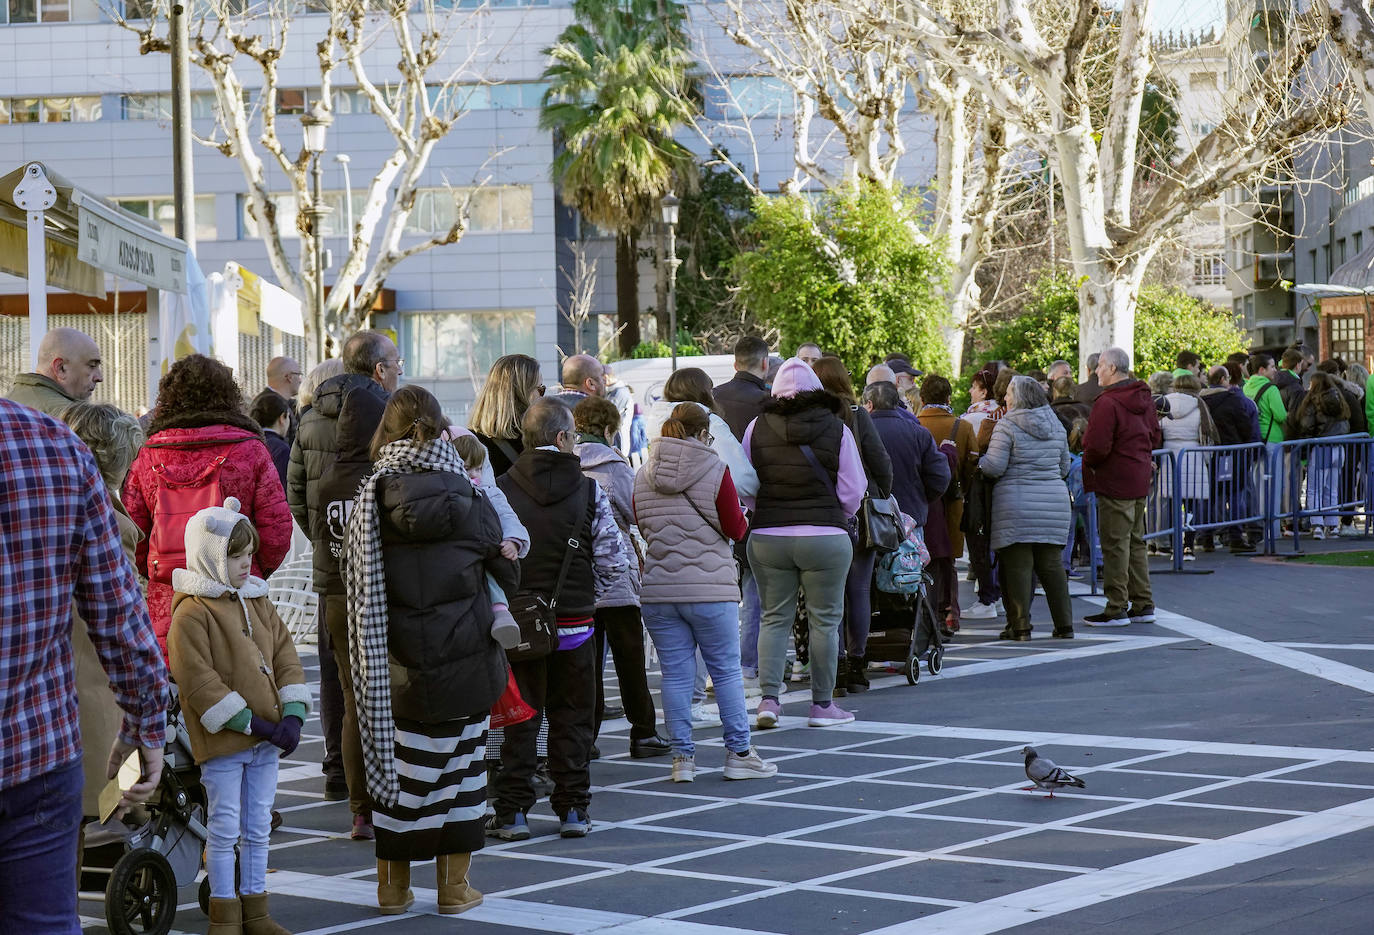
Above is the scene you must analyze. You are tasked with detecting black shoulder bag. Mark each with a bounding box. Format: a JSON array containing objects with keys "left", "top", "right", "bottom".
[{"left": 506, "top": 480, "right": 591, "bottom": 663}]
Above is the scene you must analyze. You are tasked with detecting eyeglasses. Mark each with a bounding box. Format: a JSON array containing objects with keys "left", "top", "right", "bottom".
[
  {"left": 703, "top": 432, "right": 715, "bottom": 445},
  {"left": 382, "top": 358, "right": 404, "bottom": 371}
]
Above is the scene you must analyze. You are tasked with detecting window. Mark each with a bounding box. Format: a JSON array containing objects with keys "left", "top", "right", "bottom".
[
  {"left": 116, "top": 195, "right": 218, "bottom": 241},
  {"left": 1193, "top": 254, "right": 1224, "bottom": 286},
  {"left": 1338, "top": 238, "right": 1347, "bottom": 265},
  {"left": 705, "top": 76, "right": 794, "bottom": 120},
  {"left": 428, "top": 82, "right": 549, "bottom": 113},
  {"left": 122, "top": 92, "right": 230, "bottom": 121},
  {"left": 0, "top": 96, "right": 100, "bottom": 123},
  {"left": 1321, "top": 244, "right": 1330, "bottom": 276},
  {"left": 403, "top": 309, "right": 536, "bottom": 380},
  {"left": 1329, "top": 316, "right": 1365, "bottom": 363},
  {"left": 1189, "top": 71, "right": 1218, "bottom": 90},
  {"left": 1356, "top": 231, "right": 1364, "bottom": 254},
  {"left": 404, "top": 186, "right": 534, "bottom": 234}
]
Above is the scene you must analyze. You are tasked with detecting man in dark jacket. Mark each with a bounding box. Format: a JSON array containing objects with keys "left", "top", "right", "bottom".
[
  {"left": 1082, "top": 347, "right": 1161, "bottom": 627},
  {"left": 714, "top": 336, "right": 771, "bottom": 441},
  {"left": 1074, "top": 352, "right": 1103, "bottom": 406},
  {"left": 286, "top": 330, "right": 400, "bottom": 838},
  {"left": 1274, "top": 347, "right": 1310, "bottom": 416},
  {"left": 492, "top": 399, "right": 627, "bottom": 841}
]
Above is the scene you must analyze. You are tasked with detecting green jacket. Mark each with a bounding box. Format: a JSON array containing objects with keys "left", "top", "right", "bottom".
[
  {"left": 5, "top": 372, "right": 79, "bottom": 418},
  {"left": 1243, "top": 373, "right": 1287, "bottom": 443},
  {"left": 1366, "top": 374, "right": 1374, "bottom": 438}
]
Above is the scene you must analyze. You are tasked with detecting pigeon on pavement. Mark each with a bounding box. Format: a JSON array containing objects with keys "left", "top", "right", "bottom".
[{"left": 1021, "top": 745, "right": 1086, "bottom": 798}]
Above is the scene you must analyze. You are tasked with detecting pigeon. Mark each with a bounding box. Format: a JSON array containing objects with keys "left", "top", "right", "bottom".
[{"left": 1021, "top": 746, "right": 1086, "bottom": 798}]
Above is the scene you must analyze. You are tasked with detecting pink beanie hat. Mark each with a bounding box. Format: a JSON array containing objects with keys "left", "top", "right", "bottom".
[{"left": 771, "top": 357, "right": 822, "bottom": 398}]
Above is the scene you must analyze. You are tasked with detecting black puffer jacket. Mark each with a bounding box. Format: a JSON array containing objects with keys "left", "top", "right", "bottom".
[
  {"left": 288, "top": 373, "right": 388, "bottom": 590},
  {"left": 1200, "top": 386, "right": 1255, "bottom": 446},
  {"left": 750, "top": 389, "right": 846, "bottom": 531},
  {"left": 376, "top": 470, "right": 516, "bottom": 722}
]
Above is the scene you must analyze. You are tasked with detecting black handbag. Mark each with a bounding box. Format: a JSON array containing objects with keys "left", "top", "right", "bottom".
[
  {"left": 858, "top": 494, "right": 902, "bottom": 552},
  {"left": 506, "top": 480, "right": 590, "bottom": 664}
]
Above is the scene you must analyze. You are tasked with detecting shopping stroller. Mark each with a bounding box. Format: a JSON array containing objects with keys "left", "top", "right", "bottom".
[
  {"left": 79, "top": 689, "right": 208, "bottom": 935},
  {"left": 867, "top": 567, "right": 945, "bottom": 685}
]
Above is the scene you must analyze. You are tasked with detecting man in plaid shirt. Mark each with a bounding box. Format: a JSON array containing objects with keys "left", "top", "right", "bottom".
[{"left": 0, "top": 397, "right": 168, "bottom": 933}]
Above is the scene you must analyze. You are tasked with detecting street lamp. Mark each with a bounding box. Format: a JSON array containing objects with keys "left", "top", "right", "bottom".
[
  {"left": 661, "top": 190, "right": 681, "bottom": 371},
  {"left": 335, "top": 153, "right": 355, "bottom": 327},
  {"left": 301, "top": 102, "right": 333, "bottom": 362}
]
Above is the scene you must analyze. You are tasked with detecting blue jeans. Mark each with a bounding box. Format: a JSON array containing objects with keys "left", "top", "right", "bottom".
[
  {"left": 739, "top": 566, "right": 761, "bottom": 679},
  {"left": 642, "top": 602, "right": 752, "bottom": 758},
  {"left": 202, "top": 742, "right": 279, "bottom": 898},
  {"left": 0, "top": 759, "right": 82, "bottom": 934}
]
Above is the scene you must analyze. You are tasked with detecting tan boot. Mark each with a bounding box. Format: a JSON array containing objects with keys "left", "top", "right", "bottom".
[
  {"left": 207, "top": 896, "right": 244, "bottom": 935},
  {"left": 376, "top": 859, "right": 414, "bottom": 915},
  {"left": 435, "top": 852, "right": 483, "bottom": 914},
  {"left": 240, "top": 892, "right": 292, "bottom": 935}
]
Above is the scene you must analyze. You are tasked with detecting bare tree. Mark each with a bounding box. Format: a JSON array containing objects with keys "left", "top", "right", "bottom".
[
  {"left": 557, "top": 239, "right": 600, "bottom": 358},
  {"left": 114, "top": 0, "right": 500, "bottom": 363}
]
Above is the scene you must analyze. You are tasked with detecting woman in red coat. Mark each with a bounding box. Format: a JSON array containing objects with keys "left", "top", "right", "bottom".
[{"left": 124, "top": 354, "right": 292, "bottom": 658}]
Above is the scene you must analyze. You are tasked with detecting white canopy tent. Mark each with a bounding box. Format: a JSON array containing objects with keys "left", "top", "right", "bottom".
[{"left": 2, "top": 161, "right": 191, "bottom": 400}]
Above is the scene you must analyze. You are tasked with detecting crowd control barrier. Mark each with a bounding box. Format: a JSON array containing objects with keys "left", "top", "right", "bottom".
[{"left": 1266, "top": 434, "right": 1374, "bottom": 553}]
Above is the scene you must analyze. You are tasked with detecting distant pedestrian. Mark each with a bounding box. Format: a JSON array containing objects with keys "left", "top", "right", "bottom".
[
  {"left": 251, "top": 390, "right": 293, "bottom": 489},
  {"left": 1082, "top": 348, "right": 1161, "bottom": 628},
  {"left": 1292, "top": 372, "right": 1352, "bottom": 539},
  {"left": 7, "top": 326, "right": 104, "bottom": 415},
  {"left": 715, "top": 336, "right": 772, "bottom": 441},
  {"left": 251, "top": 356, "right": 303, "bottom": 447},
  {"left": 914, "top": 375, "right": 976, "bottom": 633},
  {"left": 1074, "top": 352, "right": 1103, "bottom": 406}
]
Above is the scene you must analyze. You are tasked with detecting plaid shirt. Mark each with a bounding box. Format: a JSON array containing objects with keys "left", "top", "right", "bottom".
[{"left": 0, "top": 399, "right": 167, "bottom": 790}]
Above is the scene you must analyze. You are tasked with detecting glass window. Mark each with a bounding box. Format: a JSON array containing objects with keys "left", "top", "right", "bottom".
[
  {"left": 468, "top": 187, "right": 500, "bottom": 232},
  {"left": 0, "top": 100, "right": 9, "bottom": 124},
  {"left": 116, "top": 195, "right": 218, "bottom": 241},
  {"left": 1192, "top": 254, "right": 1224, "bottom": 286},
  {"left": 277, "top": 89, "right": 307, "bottom": 115},
  {"left": 403, "top": 309, "right": 536, "bottom": 380},
  {"left": 333, "top": 88, "right": 372, "bottom": 115},
  {"left": 124, "top": 94, "right": 171, "bottom": 120},
  {"left": 11, "top": 99, "right": 41, "bottom": 123},
  {"left": 1329, "top": 316, "right": 1365, "bottom": 362},
  {"left": 500, "top": 185, "right": 533, "bottom": 231},
  {"left": 42, "top": 97, "right": 72, "bottom": 122},
  {"left": 7, "top": 0, "right": 37, "bottom": 21},
  {"left": 72, "top": 96, "right": 102, "bottom": 121},
  {"left": 40, "top": 0, "right": 68, "bottom": 20}
]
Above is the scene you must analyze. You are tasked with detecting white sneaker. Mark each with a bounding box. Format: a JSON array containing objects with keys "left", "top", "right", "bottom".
[
  {"left": 1312, "top": 526, "right": 1326, "bottom": 540},
  {"left": 1337, "top": 525, "right": 1362, "bottom": 538},
  {"left": 963, "top": 601, "right": 999, "bottom": 620},
  {"left": 689, "top": 702, "right": 722, "bottom": 728},
  {"left": 671, "top": 754, "right": 695, "bottom": 783},
  {"left": 790, "top": 660, "right": 810, "bottom": 682},
  {"left": 741, "top": 676, "right": 762, "bottom": 699},
  {"left": 723, "top": 747, "right": 777, "bottom": 780},
  {"left": 994, "top": 599, "right": 1005, "bottom": 615}
]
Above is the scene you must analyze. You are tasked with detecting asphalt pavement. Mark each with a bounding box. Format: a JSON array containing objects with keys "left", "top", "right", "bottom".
[{"left": 79, "top": 536, "right": 1374, "bottom": 934}]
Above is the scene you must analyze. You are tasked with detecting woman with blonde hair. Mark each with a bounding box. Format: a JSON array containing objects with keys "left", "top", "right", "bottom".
[
  {"left": 468, "top": 353, "right": 544, "bottom": 476},
  {"left": 58, "top": 403, "right": 149, "bottom": 820},
  {"left": 299, "top": 358, "right": 345, "bottom": 412}
]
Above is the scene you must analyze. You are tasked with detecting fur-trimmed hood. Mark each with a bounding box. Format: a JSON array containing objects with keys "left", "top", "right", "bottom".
[
  {"left": 147, "top": 409, "right": 263, "bottom": 439},
  {"left": 760, "top": 388, "right": 844, "bottom": 418}
]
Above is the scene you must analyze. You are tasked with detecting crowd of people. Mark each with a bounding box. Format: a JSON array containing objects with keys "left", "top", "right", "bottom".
[{"left": 2, "top": 324, "right": 1370, "bottom": 933}]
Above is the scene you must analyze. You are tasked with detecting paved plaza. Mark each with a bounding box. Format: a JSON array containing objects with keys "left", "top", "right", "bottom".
[{"left": 81, "top": 545, "right": 1374, "bottom": 934}]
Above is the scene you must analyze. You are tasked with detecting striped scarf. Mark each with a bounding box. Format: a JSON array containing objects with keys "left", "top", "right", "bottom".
[{"left": 344, "top": 437, "right": 467, "bottom": 808}]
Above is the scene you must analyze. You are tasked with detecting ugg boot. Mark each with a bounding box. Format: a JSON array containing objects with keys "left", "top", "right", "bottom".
[
  {"left": 240, "top": 892, "right": 292, "bottom": 935},
  {"left": 376, "top": 859, "right": 414, "bottom": 915},
  {"left": 207, "top": 896, "right": 244, "bottom": 935},
  {"left": 435, "top": 853, "right": 483, "bottom": 914}
]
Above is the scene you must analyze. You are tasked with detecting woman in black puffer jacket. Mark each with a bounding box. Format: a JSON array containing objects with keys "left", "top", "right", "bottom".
[
  {"left": 1292, "top": 373, "right": 1352, "bottom": 539},
  {"left": 345, "top": 385, "right": 517, "bottom": 917}
]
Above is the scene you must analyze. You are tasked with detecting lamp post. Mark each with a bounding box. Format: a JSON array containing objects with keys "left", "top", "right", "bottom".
[
  {"left": 661, "top": 191, "right": 680, "bottom": 372},
  {"left": 301, "top": 103, "right": 333, "bottom": 362},
  {"left": 335, "top": 153, "right": 356, "bottom": 328}
]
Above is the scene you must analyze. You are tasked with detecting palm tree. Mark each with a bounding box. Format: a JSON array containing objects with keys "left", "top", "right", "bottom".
[{"left": 540, "top": 0, "right": 698, "bottom": 356}]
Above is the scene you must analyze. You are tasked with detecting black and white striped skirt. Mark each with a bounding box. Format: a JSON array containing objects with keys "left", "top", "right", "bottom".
[{"left": 374, "top": 712, "right": 489, "bottom": 860}]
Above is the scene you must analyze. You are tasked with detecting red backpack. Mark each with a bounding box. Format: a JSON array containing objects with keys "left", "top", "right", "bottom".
[{"left": 145, "top": 446, "right": 244, "bottom": 584}]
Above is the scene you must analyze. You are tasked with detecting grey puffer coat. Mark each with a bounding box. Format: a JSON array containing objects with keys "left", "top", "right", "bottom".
[
  {"left": 575, "top": 439, "right": 641, "bottom": 608},
  {"left": 979, "top": 405, "right": 1072, "bottom": 551}
]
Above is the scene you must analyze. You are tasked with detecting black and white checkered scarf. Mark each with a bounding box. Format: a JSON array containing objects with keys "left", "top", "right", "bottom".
[{"left": 344, "top": 436, "right": 467, "bottom": 808}]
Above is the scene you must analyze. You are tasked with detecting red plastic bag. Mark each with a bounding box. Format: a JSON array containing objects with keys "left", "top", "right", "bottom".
[{"left": 490, "top": 667, "right": 536, "bottom": 729}]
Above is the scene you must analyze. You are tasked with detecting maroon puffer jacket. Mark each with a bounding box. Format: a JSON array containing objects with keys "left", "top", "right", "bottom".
[
  {"left": 1082, "top": 379, "right": 1162, "bottom": 500},
  {"left": 124, "top": 423, "right": 292, "bottom": 659}
]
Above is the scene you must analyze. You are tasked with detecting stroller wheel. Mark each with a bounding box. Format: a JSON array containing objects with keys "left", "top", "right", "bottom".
[
  {"left": 928, "top": 644, "right": 944, "bottom": 675},
  {"left": 905, "top": 642, "right": 919, "bottom": 685},
  {"left": 198, "top": 877, "right": 210, "bottom": 916},
  {"left": 106, "top": 848, "right": 176, "bottom": 935}
]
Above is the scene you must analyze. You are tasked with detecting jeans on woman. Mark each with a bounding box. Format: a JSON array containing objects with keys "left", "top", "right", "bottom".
[
  {"left": 739, "top": 567, "right": 761, "bottom": 679},
  {"left": 843, "top": 543, "right": 877, "bottom": 659},
  {"left": 748, "top": 532, "right": 852, "bottom": 703},
  {"left": 202, "top": 742, "right": 279, "bottom": 898},
  {"left": 642, "top": 602, "right": 751, "bottom": 758}
]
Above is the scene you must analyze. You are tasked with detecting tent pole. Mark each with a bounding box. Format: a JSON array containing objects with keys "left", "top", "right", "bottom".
[{"left": 13, "top": 163, "right": 56, "bottom": 370}]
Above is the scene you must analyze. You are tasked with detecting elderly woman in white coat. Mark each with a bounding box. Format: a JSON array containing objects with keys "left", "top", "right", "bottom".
[
  {"left": 1161, "top": 373, "right": 1217, "bottom": 560},
  {"left": 979, "top": 376, "right": 1074, "bottom": 641}
]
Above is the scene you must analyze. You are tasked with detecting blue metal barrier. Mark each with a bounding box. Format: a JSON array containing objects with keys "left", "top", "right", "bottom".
[
  {"left": 1170, "top": 442, "right": 1268, "bottom": 558},
  {"left": 1267, "top": 434, "right": 1374, "bottom": 553}
]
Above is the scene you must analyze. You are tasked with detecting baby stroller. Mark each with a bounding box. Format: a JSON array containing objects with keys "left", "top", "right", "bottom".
[
  {"left": 79, "top": 689, "right": 208, "bottom": 935},
  {"left": 868, "top": 568, "right": 945, "bottom": 685}
]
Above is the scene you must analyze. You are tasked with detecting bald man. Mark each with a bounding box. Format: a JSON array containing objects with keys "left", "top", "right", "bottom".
[
  {"left": 7, "top": 327, "right": 104, "bottom": 417},
  {"left": 251, "top": 356, "right": 302, "bottom": 446},
  {"left": 550, "top": 353, "right": 606, "bottom": 409},
  {"left": 865, "top": 364, "right": 896, "bottom": 386}
]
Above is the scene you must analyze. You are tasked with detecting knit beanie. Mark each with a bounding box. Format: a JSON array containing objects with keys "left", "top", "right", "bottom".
[
  {"left": 178, "top": 497, "right": 250, "bottom": 591},
  {"left": 771, "top": 357, "right": 822, "bottom": 398}
]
